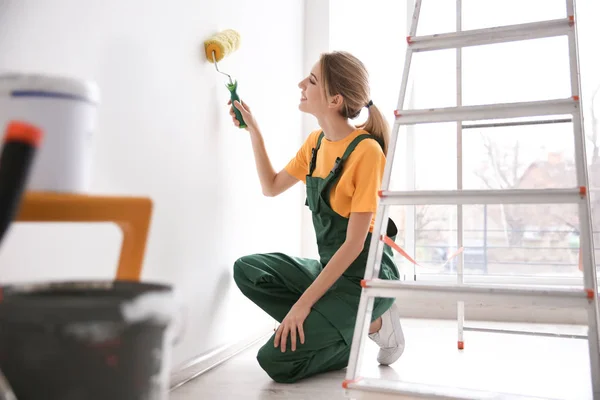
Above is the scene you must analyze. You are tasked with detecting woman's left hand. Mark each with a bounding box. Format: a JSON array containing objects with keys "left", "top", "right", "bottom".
[{"left": 274, "top": 302, "right": 311, "bottom": 352}]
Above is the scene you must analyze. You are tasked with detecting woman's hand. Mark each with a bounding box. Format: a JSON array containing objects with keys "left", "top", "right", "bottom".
[
  {"left": 274, "top": 302, "right": 311, "bottom": 352},
  {"left": 228, "top": 99, "right": 259, "bottom": 133}
]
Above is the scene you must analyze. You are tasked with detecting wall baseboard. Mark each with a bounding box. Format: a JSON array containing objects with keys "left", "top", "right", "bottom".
[{"left": 169, "top": 330, "right": 272, "bottom": 391}]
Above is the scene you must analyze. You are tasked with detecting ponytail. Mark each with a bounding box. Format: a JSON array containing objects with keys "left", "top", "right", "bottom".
[
  {"left": 358, "top": 104, "right": 390, "bottom": 156},
  {"left": 319, "top": 52, "right": 391, "bottom": 156}
]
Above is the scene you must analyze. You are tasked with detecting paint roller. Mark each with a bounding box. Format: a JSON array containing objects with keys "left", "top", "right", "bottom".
[{"left": 204, "top": 29, "right": 247, "bottom": 129}]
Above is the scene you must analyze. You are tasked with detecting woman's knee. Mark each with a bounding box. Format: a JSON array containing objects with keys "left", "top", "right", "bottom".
[
  {"left": 256, "top": 345, "right": 299, "bottom": 384},
  {"left": 233, "top": 255, "right": 248, "bottom": 281},
  {"left": 233, "top": 254, "right": 259, "bottom": 285}
]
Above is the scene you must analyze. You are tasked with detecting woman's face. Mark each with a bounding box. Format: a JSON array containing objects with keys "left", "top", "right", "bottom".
[{"left": 298, "top": 61, "right": 327, "bottom": 116}]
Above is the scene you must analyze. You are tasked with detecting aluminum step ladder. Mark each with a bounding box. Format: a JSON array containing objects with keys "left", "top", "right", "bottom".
[{"left": 343, "top": 0, "right": 600, "bottom": 398}]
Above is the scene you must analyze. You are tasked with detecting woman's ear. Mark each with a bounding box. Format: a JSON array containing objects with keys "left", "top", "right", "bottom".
[{"left": 328, "top": 94, "right": 344, "bottom": 109}]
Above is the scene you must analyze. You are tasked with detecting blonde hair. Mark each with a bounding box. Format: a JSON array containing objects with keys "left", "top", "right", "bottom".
[{"left": 320, "top": 51, "right": 390, "bottom": 155}]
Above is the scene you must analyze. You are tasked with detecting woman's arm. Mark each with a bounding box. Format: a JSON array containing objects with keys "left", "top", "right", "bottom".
[
  {"left": 248, "top": 131, "right": 299, "bottom": 197},
  {"left": 297, "top": 211, "right": 373, "bottom": 308},
  {"left": 274, "top": 211, "right": 373, "bottom": 352},
  {"left": 230, "top": 100, "right": 299, "bottom": 197}
]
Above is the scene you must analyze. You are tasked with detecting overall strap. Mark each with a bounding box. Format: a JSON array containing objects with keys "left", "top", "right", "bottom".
[
  {"left": 321, "top": 134, "right": 376, "bottom": 199},
  {"left": 328, "top": 134, "right": 374, "bottom": 177},
  {"left": 308, "top": 131, "right": 326, "bottom": 177}
]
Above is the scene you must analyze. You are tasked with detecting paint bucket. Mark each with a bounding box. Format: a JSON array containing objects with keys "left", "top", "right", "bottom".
[
  {"left": 0, "top": 280, "right": 180, "bottom": 400},
  {"left": 0, "top": 72, "right": 99, "bottom": 193}
]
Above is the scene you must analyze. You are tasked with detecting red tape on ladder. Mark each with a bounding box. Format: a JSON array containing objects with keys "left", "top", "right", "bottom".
[
  {"left": 381, "top": 235, "right": 422, "bottom": 267},
  {"left": 381, "top": 235, "right": 464, "bottom": 269}
]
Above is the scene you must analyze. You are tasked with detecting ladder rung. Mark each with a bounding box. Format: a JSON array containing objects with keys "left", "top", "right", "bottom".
[
  {"left": 361, "top": 280, "right": 592, "bottom": 309},
  {"left": 345, "top": 378, "right": 550, "bottom": 400},
  {"left": 379, "top": 188, "right": 584, "bottom": 206},
  {"left": 462, "top": 117, "right": 572, "bottom": 130},
  {"left": 463, "top": 326, "right": 588, "bottom": 340},
  {"left": 408, "top": 17, "right": 573, "bottom": 52},
  {"left": 394, "top": 98, "right": 578, "bottom": 125}
]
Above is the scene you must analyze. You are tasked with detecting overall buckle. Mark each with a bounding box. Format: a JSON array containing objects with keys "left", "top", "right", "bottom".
[{"left": 330, "top": 157, "right": 343, "bottom": 174}]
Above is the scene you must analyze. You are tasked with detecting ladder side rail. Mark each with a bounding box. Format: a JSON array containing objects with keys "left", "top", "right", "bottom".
[
  {"left": 565, "top": 0, "right": 600, "bottom": 396},
  {"left": 455, "top": 0, "right": 466, "bottom": 351},
  {"left": 344, "top": 0, "right": 423, "bottom": 384}
]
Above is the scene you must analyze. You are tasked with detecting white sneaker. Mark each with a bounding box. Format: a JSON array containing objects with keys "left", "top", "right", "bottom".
[{"left": 368, "top": 302, "right": 405, "bottom": 365}]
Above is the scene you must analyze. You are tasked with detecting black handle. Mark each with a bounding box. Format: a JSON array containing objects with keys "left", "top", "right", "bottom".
[{"left": 0, "top": 121, "right": 43, "bottom": 246}]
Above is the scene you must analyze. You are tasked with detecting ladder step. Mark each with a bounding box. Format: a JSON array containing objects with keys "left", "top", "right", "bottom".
[
  {"left": 408, "top": 17, "right": 573, "bottom": 52},
  {"left": 462, "top": 117, "right": 572, "bottom": 130},
  {"left": 345, "top": 377, "right": 550, "bottom": 400},
  {"left": 394, "top": 98, "right": 578, "bottom": 125},
  {"left": 361, "top": 280, "right": 592, "bottom": 309},
  {"left": 379, "top": 188, "right": 584, "bottom": 206},
  {"left": 463, "top": 326, "right": 587, "bottom": 340}
]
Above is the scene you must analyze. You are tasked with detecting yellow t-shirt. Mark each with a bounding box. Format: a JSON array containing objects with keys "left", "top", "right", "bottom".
[{"left": 284, "top": 128, "right": 386, "bottom": 232}]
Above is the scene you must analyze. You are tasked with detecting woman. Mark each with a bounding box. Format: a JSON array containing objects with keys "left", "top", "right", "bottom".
[{"left": 230, "top": 51, "right": 405, "bottom": 384}]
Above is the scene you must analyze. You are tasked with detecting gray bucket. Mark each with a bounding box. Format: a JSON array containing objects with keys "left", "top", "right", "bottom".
[{"left": 0, "top": 280, "right": 179, "bottom": 400}]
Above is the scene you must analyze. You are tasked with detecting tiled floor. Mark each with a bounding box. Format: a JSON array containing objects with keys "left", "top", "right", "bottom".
[{"left": 170, "top": 319, "right": 593, "bottom": 399}]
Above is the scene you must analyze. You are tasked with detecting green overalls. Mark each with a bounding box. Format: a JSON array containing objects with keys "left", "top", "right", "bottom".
[{"left": 233, "top": 131, "right": 399, "bottom": 383}]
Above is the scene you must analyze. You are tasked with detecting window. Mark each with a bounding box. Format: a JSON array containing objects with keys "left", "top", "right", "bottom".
[{"left": 329, "top": 0, "right": 600, "bottom": 285}]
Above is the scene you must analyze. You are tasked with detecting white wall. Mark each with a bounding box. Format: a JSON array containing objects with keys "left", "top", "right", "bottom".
[
  {"left": 0, "top": 0, "right": 305, "bottom": 371},
  {"left": 300, "top": 0, "right": 330, "bottom": 259}
]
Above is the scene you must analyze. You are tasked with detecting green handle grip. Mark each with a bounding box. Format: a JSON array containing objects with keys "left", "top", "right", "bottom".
[{"left": 227, "top": 80, "right": 247, "bottom": 129}]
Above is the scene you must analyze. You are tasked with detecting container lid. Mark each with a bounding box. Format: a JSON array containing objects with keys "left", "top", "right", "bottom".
[
  {"left": 0, "top": 72, "right": 100, "bottom": 104},
  {"left": 0, "top": 280, "right": 175, "bottom": 325}
]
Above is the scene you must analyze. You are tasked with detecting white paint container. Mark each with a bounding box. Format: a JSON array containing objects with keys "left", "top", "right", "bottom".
[{"left": 0, "top": 73, "right": 100, "bottom": 193}]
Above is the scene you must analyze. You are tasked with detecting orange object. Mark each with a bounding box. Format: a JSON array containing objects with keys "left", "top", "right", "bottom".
[
  {"left": 4, "top": 121, "right": 43, "bottom": 147},
  {"left": 381, "top": 235, "right": 422, "bottom": 267},
  {"left": 16, "top": 191, "right": 153, "bottom": 281},
  {"left": 458, "top": 341, "right": 464, "bottom": 350},
  {"left": 382, "top": 234, "right": 463, "bottom": 269},
  {"left": 342, "top": 377, "right": 362, "bottom": 389}
]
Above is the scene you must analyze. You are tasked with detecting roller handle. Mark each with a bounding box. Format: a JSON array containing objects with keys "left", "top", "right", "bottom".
[
  {"left": 0, "top": 121, "right": 43, "bottom": 246},
  {"left": 227, "top": 81, "right": 247, "bottom": 129}
]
